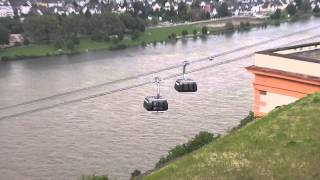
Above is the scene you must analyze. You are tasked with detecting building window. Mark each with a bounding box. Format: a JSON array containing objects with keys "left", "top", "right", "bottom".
[{"left": 259, "top": 90, "right": 267, "bottom": 95}]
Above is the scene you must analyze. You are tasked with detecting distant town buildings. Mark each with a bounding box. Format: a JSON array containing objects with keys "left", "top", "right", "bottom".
[
  {"left": 0, "top": 0, "right": 300, "bottom": 17},
  {"left": 0, "top": 0, "right": 319, "bottom": 20},
  {"left": 247, "top": 42, "right": 320, "bottom": 117}
]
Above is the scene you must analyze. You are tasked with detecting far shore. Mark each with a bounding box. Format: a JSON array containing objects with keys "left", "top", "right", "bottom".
[{"left": 0, "top": 15, "right": 316, "bottom": 61}]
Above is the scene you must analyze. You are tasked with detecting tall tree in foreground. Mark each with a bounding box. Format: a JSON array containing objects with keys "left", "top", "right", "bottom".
[
  {"left": 0, "top": 24, "right": 10, "bottom": 44},
  {"left": 286, "top": 3, "right": 297, "bottom": 16},
  {"left": 217, "top": 2, "right": 230, "bottom": 17}
]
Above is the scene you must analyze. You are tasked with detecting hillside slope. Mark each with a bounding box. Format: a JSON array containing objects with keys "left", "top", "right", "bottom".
[{"left": 144, "top": 92, "right": 320, "bottom": 180}]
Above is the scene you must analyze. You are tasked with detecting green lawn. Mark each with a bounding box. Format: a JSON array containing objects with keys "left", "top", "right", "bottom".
[
  {"left": 0, "top": 24, "right": 214, "bottom": 60},
  {"left": 143, "top": 92, "right": 320, "bottom": 180}
]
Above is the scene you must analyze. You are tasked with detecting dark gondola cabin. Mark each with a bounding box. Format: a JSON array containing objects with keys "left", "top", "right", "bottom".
[
  {"left": 144, "top": 96, "right": 168, "bottom": 111},
  {"left": 174, "top": 78, "right": 197, "bottom": 92}
]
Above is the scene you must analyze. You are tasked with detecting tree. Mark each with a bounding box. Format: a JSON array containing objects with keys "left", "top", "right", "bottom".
[
  {"left": 286, "top": 3, "right": 297, "bottom": 16},
  {"left": 130, "top": 170, "right": 141, "bottom": 180},
  {"left": 201, "top": 26, "right": 208, "bottom": 35},
  {"left": 182, "top": 30, "right": 188, "bottom": 37},
  {"left": 301, "top": 0, "right": 311, "bottom": 12},
  {"left": 60, "top": 15, "right": 80, "bottom": 39},
  {"left": 178, "top": 2, "right": 188, "bottom": 21},
  {"left": 23, "top": 15, "right": 61, "bottom": 42},
  {"left": 314, "top": 5, "right": 320, "bottom": 13},
  {"left": 217, "top": 3, "right": 230, "bottom": 17},
  {"left": 66, "top": 40, "right": 75, "bottom": 50},
  {"left": 294, "top": 0, "right": 303, "bottom": 10},
  {"left": 271, "top": 9, "right": 282, "bottom": 19},
  {"left": 0, "top": 24, "right": 10, "bottom": 44},
  {"left": 193, "top": 29, "right": 197, "bottom": 36}
]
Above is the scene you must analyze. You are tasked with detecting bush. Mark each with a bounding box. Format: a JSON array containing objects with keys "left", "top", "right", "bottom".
[
  {"left": 54, "top": 40, "right": 64, "bottom": 50},
  {"left": 111, "top": 37, "right": 119, "bottom": 44},
  {"left": 168, "top": 33, "right": 177, "bottom": 40},
  {"left": 239, "top": 21, "right": 251, "bottom": 31},
  {"left": 141, "top": 41, "right": 146, "bottom": 47},
  {"left": 201, "top": 26, "right": 208, "bottom": 35},
  {"left": 23, "top": 38, "right": 30, "bottom": 45},
  {"left": 131, "top": 31, "right": 140, "bottom": 40},
  {"left": 81, "top": 175, "right": 109, "bottom": 180},
  {"left": 181, "top": 30, "right": 188, "bottom": 37},
  {"left": 314, "top": 5, "right": 320, "bottom": 13},
  {"left": 193, "top": 29, "right": 197, "bottom": 36},
  {"left": 130, "top": 169, "right": 141, "bottom": 179},
  {"left": 271, "top": 9, "right": 282, "bottom": 19},
  {"left": 72, "top": 37, "right": 80, "bottom": 45},
  {"left": 66, "top": 40, "right": 75, "bottom": 50},
  {"left": 231, "top": 111, "right": 254, "bottom": 131},
  {"left": 155, "top": 131, "right": 219, "bottom": 168}
]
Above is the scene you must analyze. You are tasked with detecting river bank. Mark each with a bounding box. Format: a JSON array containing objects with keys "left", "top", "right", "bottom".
[
  {"left": 1, "top": 14, "right": 319, "bottom": 61},
  {"left": 141, "top": 93, "right": 320, "bottom": 180},
  {"left": 0, "top": 16, "right": 281, "bottom": 61}
]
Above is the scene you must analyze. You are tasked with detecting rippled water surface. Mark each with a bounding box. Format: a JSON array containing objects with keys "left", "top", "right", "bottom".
[{"left": 1, "top": 18, "right": 320, "bottom": 180}]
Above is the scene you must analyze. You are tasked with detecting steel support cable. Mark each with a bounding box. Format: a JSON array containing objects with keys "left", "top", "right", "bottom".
[
  {"left": 0, "top": 25, "right": 319, "bottom": 113},
  {"left": 0, "top": 53, "right": 253, "bottom": 121},
  {"left": 1, "top": 33, "right": 318, "bottom": 121}
]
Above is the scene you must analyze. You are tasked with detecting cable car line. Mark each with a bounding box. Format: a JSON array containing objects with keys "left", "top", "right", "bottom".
[
  {"left": 0, "top": 25, "right": 320, "bottom": 111},
  {"left": 0, "top": 26, "right": 318, "bottom": 112},
  {"left": 1, "top": 31, "right": 316, "bottom": 121},
  {"left": 0, "top": 53, "right": 253, "bottom": 121}
]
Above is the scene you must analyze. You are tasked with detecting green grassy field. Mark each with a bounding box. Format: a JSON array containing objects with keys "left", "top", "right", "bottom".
[{"left": 143, "top": 92, "right": 320, "bottom": 180}]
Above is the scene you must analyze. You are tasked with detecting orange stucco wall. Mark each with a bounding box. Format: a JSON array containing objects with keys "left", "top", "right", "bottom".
[{"left": 249, "top": 70, "right": 320, "bottom": 117}]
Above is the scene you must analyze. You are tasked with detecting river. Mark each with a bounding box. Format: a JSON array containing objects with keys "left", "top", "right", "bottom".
[{"left": 0, "top": 17, "right": 320, "bottom": 180}]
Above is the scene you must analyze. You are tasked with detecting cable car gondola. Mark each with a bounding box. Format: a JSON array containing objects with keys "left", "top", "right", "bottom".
[
  {"left": 174, "top": 61, "right": 197, "bottom": 92},
  {"left": 144, "top": 77, "right": 168, "bottom": 111}
]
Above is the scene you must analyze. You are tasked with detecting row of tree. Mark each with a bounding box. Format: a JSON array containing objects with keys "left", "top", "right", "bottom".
[
  {"left": 272, "top": 0, "right": 319, "bottom": 19},
  {"left": 0, "top": 12, "right": 146, "bottom": 45}
]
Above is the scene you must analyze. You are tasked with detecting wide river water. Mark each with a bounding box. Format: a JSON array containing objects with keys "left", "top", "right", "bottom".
[{"left": 0, "top": 17, "right": 320, "bottom": 180}]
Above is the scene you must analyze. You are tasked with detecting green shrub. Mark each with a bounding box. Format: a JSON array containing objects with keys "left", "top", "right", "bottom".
[
  {"left": 155, "top": 131, "right": 219, "bottom": 168},
  {"left": 81, "top": 175, "right": 109, "bottom": 180},
  {"left": 231, "top": 111, "right": 254, "bottom": 131},
  {"left": 193, "top": 29, "right": 197, "bottom": 37},
  {"left": 131, "top": 169, "right": 141, "bottom": 179},
  {"left": 201, "top": 26, "right": 208, "bottom": 35},
  {"left": 131, "top": 31, "right": 140, "bottom": 40},
  {"left": 181, "top": 30, "right": 188, "bottom": 37},
  {"left": 112, "top": 37, "right": 119, "bottom": 44},
  {"left": 23, "top": 38, "right": 30, "bottom": 45},
  {"left": 72, "top": 37, "right": 80, "bottom": 45},
  {"left": 54, "top": 39, "right": 64, "bottom": 50},
  {"left": 66, "top": 40, "right": 75, "bottom": 50}
]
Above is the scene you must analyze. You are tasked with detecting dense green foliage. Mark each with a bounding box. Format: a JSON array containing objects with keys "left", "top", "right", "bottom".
[
  {"left": 155, "top": 131, "right": 220, "bottom": 168},
  {"left": 131, "top": 169, "right": 142, "bottom": 179},
  {"left": 231, "top": 111, "right": 254, "bottom": 131},
  {"left": 271, "top": 9, "right": 282, "bottom": 19},
  {"left": 239, "top": 21, "right": 251, "bottom": 31},
  {"left": 181, "top": 30, "right": 188, "bottom": 37},
  {"left": 144, "top": 92, "right": 320, "bottom": 180},
  {"left": 0, "top": 24, "right": 9, "bottom": 44},
  {"left": 286, "top": 3, "right": 297, "bottom": 16},
  {"left": 217, "top": 3, "right": 230, "bottom": 17},
  {"left": 6, "top": 13, "right": 146, "bottom": 44},
  {"left": 82, "top": 175, "right": 109, "bottom": 180},
  {"left": 201, "top": 26, "right": 208, "bottom": 35}
]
